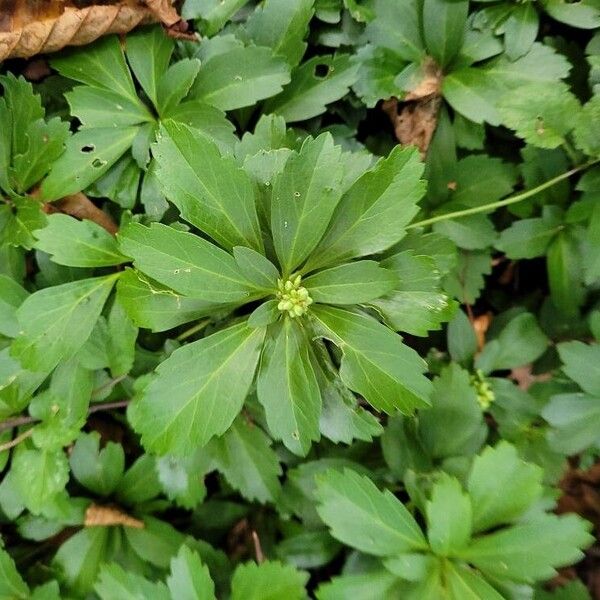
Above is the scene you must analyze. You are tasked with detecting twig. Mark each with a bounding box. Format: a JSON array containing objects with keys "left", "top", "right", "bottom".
[
  {"left": 0, "top": 400, "right": 131, "bottom": 435},
  {"left": 0, "top": 427, "right": 33, "bottom": 452},
  {"left": 251, "top": 530, "right": 265, "bottom": 563},
  {"left": 176, "top": 318, "right": 210, "bottom": 342},
  {"left": 92, "top": 374, "right": 128, "bottom": 398}
]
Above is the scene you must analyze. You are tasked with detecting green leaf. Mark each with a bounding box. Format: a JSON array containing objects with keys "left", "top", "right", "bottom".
[
  {"left": 51, "top": 36, "right": 137, "bottom": 102},
  {"left": 311, "top": 305, "right": 432, "bottom": 414},
  {"left": 573, "top": 95, "right": 600, "bottom": 157},
  {"left": 125, "top": 25, "right": 173, "bottom": 110},
  {"left": 443, "top": 68, "right": 502, "bottom": 125},
  {"left": 444, "top": 562, "right": 504, "bottom": 600},
  {"left": 156, "top": 453, "right": 208, "bottom": 509},
  {"left": 265, "top": 54, "right": 359, "bottom": 122},
  {"left": 11, "top": 448, "right": 69, "bottom": 515},
  {"left": 34, "top": 214, "right": 126, "bottom": 267},
  {"left": 426, "top": 474, "right": 472, "bottom": 555},
  {"left": 370, "top": 251, "right": 453, "bottom": 336},
  {"left": 422, "top": 0, "right": 468, "bottom": 68},
  {"left": 11, "top": 274, "right": 118, "bottom": 373},
  {"left": 304, "top": 261, "right": 397, "bottom": 305},
  {"left": 190, "top": 45, "right": 290, "bottom": 111},
  {"left": 70, "top": 432, "right": 125, "bottom": 496},
  {"left": 544, "top": 0, "right": 600, "bottom": 28},
  {"left": 118, "top": 223, "right": 255, "bottom": 303},
  {"left": 443, "top": 249, "right": 491, "bottom": 305},
  {"left": 433, "top": 214, "right": 496, "bottom": 251},
  {"left": 53, "top": 528, "right": 110, "bottom": 595},
  {"left": 182, "top": 0, "right": 250, "bottom": 35},
  {"left": 496, "top": 213, "right": 562, "bottom": 259},
  {"left": 130, "top": 322, "right": 265, "bottom": 455},
  {"left": 40, "top": 127, "right": 139, "bottom": 201},
  {"left": 257, "top": 319, "right": 321, "bottom": 455},
  {"left": 153, "top": 121, "right": 263, "bottom": 251},
  {"left": 248, "top": 300, "right": 281, "bottom": 328},
  {"left": 115, "top": 455, "right": 161, "bottom": 505},
  {"left": 547, "top": 231, "right": 585, "bottom": 317},
  {"left": 308, "top": 146, "right": 424, "bottom": 271},
  {"left": 504, "top": 3, "right": 539, "bottom": 60},
  {"left": 233, "top": 246, "right": 280, "bottom": 290},
  {"left": 447, "top": 309, "right": 477, "bottom": 362},
  {"left": 106, "top": 297, "right": 138, "bottom": 377},
  {"left": 467, "top": 442, "right": 543, "bottom": 532},
  {"left": 557, "top": 341, "right": 600, "bottom": 396},
  {"left": 499, "top": 82, "right": 580, "bottom": 149},
  {"left": 419, "top": 364, "right": 486, "bottom": 460},
  {"left": 543, "top": 393, "right": 600, "bottom": 454},
  {"left": 156, "top": 59, "right": 202, "bottom": 116},
  {"left": 316, "top": 571, "right": 403, "bottom": 600},
  {"left": 0, "top": 275, "right": 28, "bottom": 337},
  {"left": 316, "top": 468, "right": 427, "bottom": 556},
  {"left": 0, "top": 542, "right": 29, "bottom": 600},
  {"left": 271, "top": 133, "right": 343, "bottom": 274},
  {"left": 245, "top": 0, "right": 314, "bottom": 67},
  {"left": 96, "top": 564, "right": 170, "bottom": 600},
  {"left": 458, "top": 514, "right": 592, "bottom": 583},
  {"left": 475, "top": 311, "right": 549, "bottom": 374},
  {"left": 207, "top": 416, "right": 282, "bottom": 503},
  {"left": 231, "top": 560, "right": 309, "bottom": 600},
  {"left": 1, "top": 197, "right": 48, "bottom": 249},
  {"left": 116, "top": 269, "right": 219, "bottom": 332},
  {"left": 65, "top": 86, "right": 152, "bottom": 128},
  {"left": 365, "top": 0, "right": 424, "bottom": 63},
  {"left": 167, "top": 546, "right": 216, "bottom": 600}
]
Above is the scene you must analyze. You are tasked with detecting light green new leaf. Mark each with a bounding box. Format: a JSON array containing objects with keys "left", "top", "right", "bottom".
[
  {"left": 0, "top": 543, "right": 29, "bottom": 600},
  {"left": 426, "top": 474, "right": 471, "bottom": 556},
  {"left": 116, "top": 269, "right": 221, "bottom": 332},
  {"left": 458, "top": 514, "right": 592, "bottom": 583},
  {"left": 557, "top": 341, "right": 600, "bottom": 396},
  {"left": 95, "top": 564, "right": 170, "bottom": 600},
  {"left": 370, "top": 251, "right": 453, "bottom": 336},
  {"left": 265, "top": 54, "right": 359, "bottom": 122},
  {"left": 444, "top": 562, "right": 504, "bottom": 600},
  {"left": 422, "top": 0, "right": 468, "bottom": 68},
  {"left": 40, "top": 127, "right": 139, "bottom": 201},
  {"left": 475, "top": 312, "right": 549, "bottom": 374},
  {"left": 34, "top": 214, "right": 126, "bottom": 267},
  {"left": 467, "top": 442, "right": 543, "bottom": 532},
  {"left": 271, "top": 133, "right": 343, "bottom": 274},
  {"left": 308, "top": 146, "right": 424, "bottom": 271},
  {"left": 51, "top": 36, "right": 137, "bottom": 101},
  {"left": 316, "top": 571, "right": 403, "bottom": 600},
  {"left": 257, "top": 319, "right": 321, "bottom": 456},
  {"left": 311, "top": 305, "right": 432, "bottom": 414},
  {"left": 499, "top": 82, "right": 580, "bottom": 149},
  {"left": 125, "top": 25, "right": 173, "bottom": 109},
  {"left": 0, "top": 275, "right": 28, "bottom": 338},
  {"left": 207, "top": 416, "right": 282, "bottom": 503},
  {"left": 118, "top": 223, "right": 255, "bottom": 303},
  {"left": 153, "top": 121, "right": 263, "bottom": 251},
  {"left": 129, "top": 322, "right": 265, "bottom": 455},
  {"left": 231, "top": 560, "right": 309, "bottom": 600},
  {"left": 190, "top": 45, "right": 290, "bottom": 111},
  {"left": 11, "top": 448, "right": 69, "bottom": 515},
  {"left": 245, "top": 0, "right": 314, "bottom": 67},
  {"left": 167, "top": 546, "right": 216, "bottom": 600},
  {"left": 11, "top": 274, "right": 118, "bottom": 373},
  {"left": 304, "top": 261, "right": 397, "bottom": 305},
  {"left": 316, "top": 468, "right": 427, "bottom": 556}
]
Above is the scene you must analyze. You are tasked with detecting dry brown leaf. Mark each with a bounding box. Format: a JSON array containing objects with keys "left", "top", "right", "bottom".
[
  {"left": 472, "top": 312, "right": 492, "bottom": 351},
  {"left": 509, "top": 364, "right": 552, "bottom": 391},
  {"left": 0, "top": 0, "right": 184, "bottom": 61},
  {"left": 85, "top": 504, "right": 144, "bottom": 528},
  {"left": 381, "top": 59, "right": 443, "bottom": 157}
]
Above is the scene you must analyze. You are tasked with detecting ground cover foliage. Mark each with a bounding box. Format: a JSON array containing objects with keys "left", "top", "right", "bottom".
[{"left": 1, "top": 0, "right": 600, "bottom": 597}]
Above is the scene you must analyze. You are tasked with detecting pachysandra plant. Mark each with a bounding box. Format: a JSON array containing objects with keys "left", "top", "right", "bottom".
[{"left": 118, "top": 120, "right": 451, "bottom": 457}]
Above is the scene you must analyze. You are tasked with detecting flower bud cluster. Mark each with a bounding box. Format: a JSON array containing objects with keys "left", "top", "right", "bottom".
[{"left": 276, "top": 274, "right": 313, "bottom": 318}]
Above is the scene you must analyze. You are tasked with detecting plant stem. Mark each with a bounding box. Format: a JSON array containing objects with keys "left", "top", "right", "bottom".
[
  {"left": 0, "top": 428, "right": 33, "bottom": 453},
  {"left": 176, "top": 318, "right": 210, "bottom": 342},
  {"left": 407, "top": 160, "right": 599, "bottom": 230}
]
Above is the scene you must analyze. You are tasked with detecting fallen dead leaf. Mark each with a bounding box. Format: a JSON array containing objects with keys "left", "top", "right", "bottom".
[
  {"left": 85, "top": 504, "right": 144, "bottom": 528},
  {"left": 0, "top": 0, "right": 186, "bottom": 61},
  {"left": 51, "top": 192, "right": 119, "bottom": 235}
]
